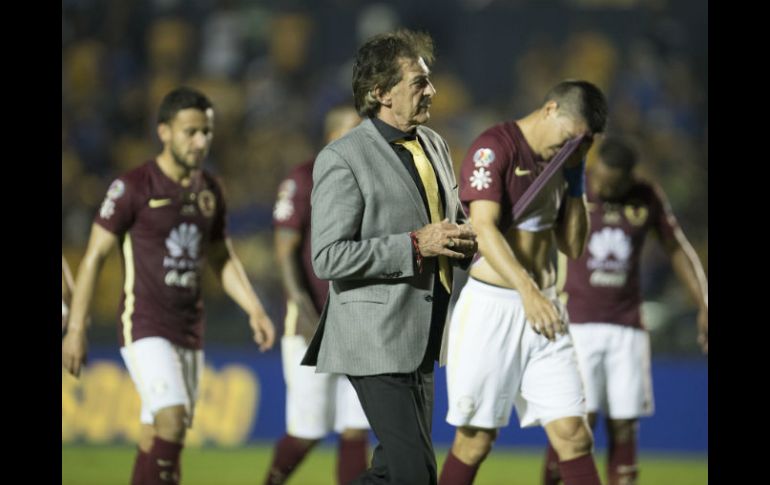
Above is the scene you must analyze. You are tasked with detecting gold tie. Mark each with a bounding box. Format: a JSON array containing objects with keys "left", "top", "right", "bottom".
[{"left": 396, "top": 139, "right": 452, "bottom": 293}]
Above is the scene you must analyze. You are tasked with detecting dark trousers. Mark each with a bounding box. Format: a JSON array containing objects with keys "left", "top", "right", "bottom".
[{"left": 347, "top": 367, "right": 436, "bottom": 485}]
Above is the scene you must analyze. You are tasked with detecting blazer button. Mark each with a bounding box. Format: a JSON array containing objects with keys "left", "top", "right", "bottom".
[{"left": 424, "top": 294, "right": 433, "bottom": 302}]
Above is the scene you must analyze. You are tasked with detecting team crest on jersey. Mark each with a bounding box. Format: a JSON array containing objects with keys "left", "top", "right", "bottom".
[
  {"left": 472, "top": 148, "right": 495, "bottom": 168},
  {"left": 198, "top": 189, "right": 216, "bottom": 218},
  {"left": 469, "top": 168, "right": 492, "bottom": 191},
  {"left": 624, "top": 205, "right": 648, "bottom": 226}
]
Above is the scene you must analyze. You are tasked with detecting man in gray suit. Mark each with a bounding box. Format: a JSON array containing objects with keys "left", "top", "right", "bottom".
[{"left": 301, "top": 29, "right": 477, "bottom": 484}]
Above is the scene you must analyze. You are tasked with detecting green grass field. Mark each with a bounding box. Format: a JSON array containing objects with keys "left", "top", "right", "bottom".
[{"left": 62, "top": 444, "right": 707, "bottom": 484}]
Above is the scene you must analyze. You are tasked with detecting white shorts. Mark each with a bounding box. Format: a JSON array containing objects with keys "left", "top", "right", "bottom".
[
  {"left": 282, "top": 335, "right": 370, "bottom": 440},
  {"left": 570, "top": 323, "right": 654, "bottom": 419},
  {"left": 120, "top": 337, "right": 203, "bottom": 427},
  {"left": 446, "top": 278, "right": 586, "bottom": 429}
]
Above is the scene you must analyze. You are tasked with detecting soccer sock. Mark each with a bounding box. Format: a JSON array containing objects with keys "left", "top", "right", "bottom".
[
  {"left": 608, "top": 439, "right": 638, "bottom": 485},
  {"left": 337, "top": 435, "right": 368, "bottom": 484},
  {"left": 264, "top": 434, "right": 314, "bottom": 485},
  {"left": 146, "top": 437, "right": 183, "bottom": 485},
  {"left": 558, "top": 454, "right": 602, "bottom": 485},
  {"left": 130, "top": 448, "right": 149, "bottom": 485},
  {"left": 542, "top": 443, "right": 562, "bottom": 485},
  {"left": 437, "top": 451, "right": 480, "bottom": 485}
]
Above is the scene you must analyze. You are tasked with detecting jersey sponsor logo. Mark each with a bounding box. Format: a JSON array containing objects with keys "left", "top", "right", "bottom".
[
  {"left": 164, "top": 223, "right": 201, "bottom": 288},
  {"left": 472, "top": 148, "right": 495, "bottom": 168},
  {"left": 198, "top": 189, "right": 216, "bottom": 218},
  {"left": 273, "top": 198, "right": 295, "bottom": 221},
  {"left": 624, "top": 205, "right": 649, "bottom": 226},
  {"left": 469, "top": 168, "right": 492, "bottom": 191},
  {"left": 587, "top": 227, "right": 631, "bottom": 286},
  {"left": 99, "top": 179, "right": 126, "bottom": 220},
  {"left": 514, "top": 165, "right": 531, "bottom": 176},
  {"left": 148, "top": 198, "right": 173, "bottom": 208}
]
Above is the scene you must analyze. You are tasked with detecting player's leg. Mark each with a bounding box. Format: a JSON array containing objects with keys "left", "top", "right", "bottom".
[
  {"left": 130, "top": 424, "right": 155, "bottom": 485},
  {"left": 334, "top": 375, "right": 370, "bottom": 484},
  {"left": 264, "top": 335, "right": 332, "bottom": 485},
  {"left": 543, "top": 323, "right": 608, "bottom": 485},
  {"left": 604, "top": 326, "right": 653, "bottom": 485},
  {"left": 440, "top": 278, "right": 523, "bottom": 485},
  {"left": 121, "top": 337, "right": 200, "bottom": 485}
]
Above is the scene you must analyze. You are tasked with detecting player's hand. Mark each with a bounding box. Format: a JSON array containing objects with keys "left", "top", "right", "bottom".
[
  {"left": 62, "top": 328, "right": 88, "bottom": 378},
  {"left": 414, "top": 219, "right": 477, "bottom": 259},
  {"left": 563, "top": 136, "right": 594, "bottom": 169},
  {"left": 455, "top": 223, "right": 479, "bottom": 258},
  {"left": 697, "top": 306, "right": 708, "bottom": 354},
  {"left": 250, "top": 311, "right": 276, "bottom": 352},
  {"left": 294, "top": 294, "right": 320, "bottom": 344},
  {"left": 520, "top": 286, "right": 565, "bottom": 341}
]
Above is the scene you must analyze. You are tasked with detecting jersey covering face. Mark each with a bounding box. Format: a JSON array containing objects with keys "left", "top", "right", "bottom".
[
  {"left": 272, "top": 159, "right": 327, "bottom": 313},
  {"left": 459, "top": 121, "right": 565, "bottom": 235},
  {"left": 95, "top": 159, "right": 227, "bottom": 349},
  {"left": 563, "top": 180, "right": 679, "bottom": 328}
]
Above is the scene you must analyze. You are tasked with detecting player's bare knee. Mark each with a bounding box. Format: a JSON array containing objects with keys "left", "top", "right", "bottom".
[
  {"left": 452, "top": 427, "right": 497, "bottom": 465},
  {"left": 154, "top": 406, "right": 188, "bottom": 442},
  {"left": 138, "top": 424, "right": 155, "bottom": 452},
  {"left": 340, "top": 428, "right": 368, "bottom": 440},
  {"left": 547, "top": 417, "right": 594, "bottom": 459}
]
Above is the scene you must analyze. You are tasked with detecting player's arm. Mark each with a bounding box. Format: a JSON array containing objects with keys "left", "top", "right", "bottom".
[
  {"left": 62, "top": 224, "right": 119, "bottom": 377},
  {"left": 62, "top": 256, "right": 74, "bottom": 306},
  {"left": 555, "top": 143, "right": 591, "bottom": 258},
  {"left": 662, "top": 227, "right": 708, "bottom": 353},
  {"left": 209, "top": 238, "right": 275, "bottom": 351},
  {"left": 470, "top": 200, "right": 563, "bottom": 340},
  {"left": 275, "top": 227, "right": 319, "bottom": 343}
]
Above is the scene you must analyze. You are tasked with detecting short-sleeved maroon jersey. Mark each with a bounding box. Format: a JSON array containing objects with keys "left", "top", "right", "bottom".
[
  {"left": 459, "top": 121, "right": 566, "bottom": 234},
  {"left": 272, "top": 159, "right": 327, "bottom": 313},
  {"left": 94, "top": 159, "right": 227, "bottom": 349},
  {"left": 563, "top": 180, "right": 680, "bottom": 329}
]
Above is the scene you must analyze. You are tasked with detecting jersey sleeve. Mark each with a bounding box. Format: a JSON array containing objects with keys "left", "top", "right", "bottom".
[
  {"left": 459, "top": 132, "right": 510, "bottom": 206},
  {"left": 94, "top": 178, "right": 137, "bottom": 236},
  {"left": 209, "top": 175, "right": 228, "bottom": 242},
  {"left": 272, "top": 166, "right": 311, "bottom": 232},
  {"left": 649, "top": 183, "right": 681, "bottom": 247}
]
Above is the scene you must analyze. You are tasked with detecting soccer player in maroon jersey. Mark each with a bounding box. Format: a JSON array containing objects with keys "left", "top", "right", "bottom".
[
  {"left": 263, "top": 105, "right": 371, "bottom": 485},
  {"left": 61, "top": 87, "right": 275, "bottom": 485},
  {"left": 62, "top": 255, "right": 74, "bottom": 333},
  {"left": 438, "top": 80, "right": 607, "bottom": 485},
  {"left": 541, "top": 137, "right": 708, "bottom": 485}
]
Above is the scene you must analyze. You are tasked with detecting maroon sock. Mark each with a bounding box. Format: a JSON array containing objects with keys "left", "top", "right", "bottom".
[
  {"left": 131, "top": 448, "right": 149, "bottom": 485},
  {"left": 264, "top": 435, "right": 314, "bottom": 485},
  {"left": 337, "top": 435, "right": 368, "bottom": 484},
  {"left": 146, "top": 437, "right": 183, "bottom": 485},
  {"left": 542, "top": 443, "right": 562, "bottom": 485},
  {"left": 438, "top": 451, "right": 480, "bottom": 485},
  {"left": 558, "top": 454, "right": 601, "bottom": 485},
  {"left": 608, "top": 440, "right": 637, "bottom": 485}
]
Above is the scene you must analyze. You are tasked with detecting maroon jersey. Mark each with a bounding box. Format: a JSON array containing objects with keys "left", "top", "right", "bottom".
[
  {"left": 272, "top": 159, "right": 327, "bottom": 313},
  {"left": 95, "top": 159, "right": 227, "bottom": 349},
  {"left": 460, "top": 121, "right": 566, "bottom": 234},
  {"left": 563, "top": 180, "right": 680, "bottom": 329}
]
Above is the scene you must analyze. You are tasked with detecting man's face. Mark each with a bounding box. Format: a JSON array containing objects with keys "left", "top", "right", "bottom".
[
  {"left": 381, "top": 57, "right": 436, "bottom": 131},
  {"left": 591, "top": 158, "right": 633, "bottom": 200},
  {"left": 162, "top": 108, "right": 214, "bottom": 171},
  {"left": 540, "top": 107, "right": 591, "bottom": 161}
]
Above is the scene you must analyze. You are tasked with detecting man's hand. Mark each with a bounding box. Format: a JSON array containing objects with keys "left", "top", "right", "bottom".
[
  {"left": 250, "top": 311, "right": 276, "bottom": 352},
  {"left": 520, "top": 286, "right": 566, "bottom": 341},
  {"left": 414, "top": 219, "right": 477, "bottom": 259},
  {"left": 62, "top": 328, "right": 88, "bottom": 378},
  {"left": 697, "top": 307, "right": 708, "bottom": 354}
]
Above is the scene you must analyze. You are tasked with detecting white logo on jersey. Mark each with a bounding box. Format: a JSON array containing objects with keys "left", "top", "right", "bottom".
[
  {"left": 587, "top": 227, "right": 631, "bottom": 286},
  {"left": 166, "top": 223, "right": 201, "bottom": 259},
  {"left": 273, "top": 199, "right": 295, "bottom": 222},
  {"left": 472, "top": 148, "right": 495, "bottom": 168},
  {"left": 99, "top": 179, "right": 125, "bottom": 220},
  {"left": 469, "top": 168, "right": 492, "bottom": 191}
]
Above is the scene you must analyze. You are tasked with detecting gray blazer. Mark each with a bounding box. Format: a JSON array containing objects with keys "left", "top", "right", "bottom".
[{"left": 301, "top": 118, "right": 470, "bottom": 376}]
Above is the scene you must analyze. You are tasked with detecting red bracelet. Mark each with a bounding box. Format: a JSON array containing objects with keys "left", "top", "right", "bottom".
[{"left": 409, "top": 231, "right": 423, "bottom": 274}]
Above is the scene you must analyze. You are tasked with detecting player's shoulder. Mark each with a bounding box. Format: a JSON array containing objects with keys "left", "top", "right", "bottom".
[
  {"left": 464, "top": 121, "right": 516, "bottom": 166},
  {"left": 628, "top": 178, "right": 666, "bottom": 203},
  {"left": 108, "top": 160, "right": 155, "bottom": 195},
  {"left": 289, "top": 158, "right": 315, "bottom": 180}
]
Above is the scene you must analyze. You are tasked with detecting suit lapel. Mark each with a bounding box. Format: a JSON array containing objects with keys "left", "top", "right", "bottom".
[
  {"left": 361, "top": 119, "right": 430, "bottom": 225},
  {"left": 417, "top": 127, "right": 453, "bottom": 219}
]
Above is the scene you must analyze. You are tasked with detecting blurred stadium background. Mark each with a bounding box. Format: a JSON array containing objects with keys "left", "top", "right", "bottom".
[{"left": 62, "top": 0, "right": 707, "bottom": 483}]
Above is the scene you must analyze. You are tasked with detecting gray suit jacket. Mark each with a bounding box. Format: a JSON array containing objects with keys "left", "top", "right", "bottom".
[{"left": 300, "top": 118, "right": 470, "bottom": 375}]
